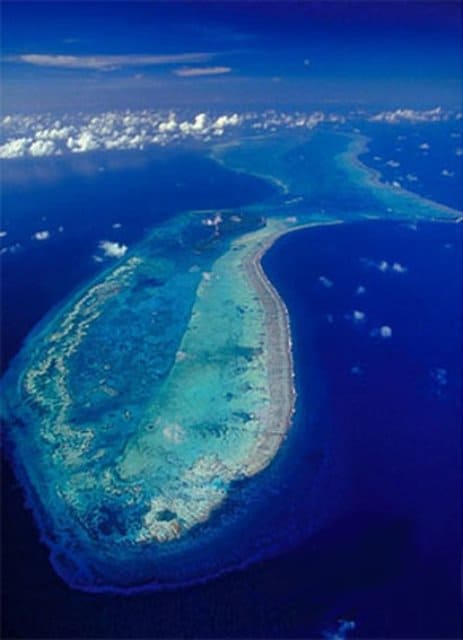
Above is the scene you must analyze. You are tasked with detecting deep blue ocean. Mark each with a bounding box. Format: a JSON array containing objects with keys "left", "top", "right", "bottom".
[
  {"left": 361, "top": 121, "right": 462, "bottom": 210},
  {"left": 1, "top": 134, "right": 461, "bottom": 638}
]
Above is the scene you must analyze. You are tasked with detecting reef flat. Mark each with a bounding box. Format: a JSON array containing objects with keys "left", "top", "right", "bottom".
[
  {"left": 116, "top": 219, "right": 298, "bottom": 545},
  {"left": 2, "top": 130, "right": 460, "bottom": 591}
]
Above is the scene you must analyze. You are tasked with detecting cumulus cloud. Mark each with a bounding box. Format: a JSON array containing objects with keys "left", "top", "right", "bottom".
[
  {"left": 179, "top": 112, "right": 208, "bottom": 134},
  {"left": 0, "top": 243, "right": 21, "bottom": 256},
  {"left": 379, "top": 325, "right": 392, "bottom": 338},
  {"left": 11, "top": 52, "right": 214, "bottom": 71},
  {"left": 67, "top": 131, "right": 100, "bottom": 153},
  {"left": 318, "top": 276, "right": 334, "bottom": 288},
  {"left": 29, "top": 139, "right": 56, "bottom": 157},
  {"left": 33, "top": 230, "right": 50, "bottom": 241},
  {"left": 202, "top": 213, "right": 223, "bottom": 229},
  {"left": 441, "top": 169, "right": 454, "bottom": 177},
  {"left": 99, "top": 240, "right": 127, "bottom": 258},
  {"left": 370, "top": 107, "right": 445, "bottom": 123},
  {"left": 212, "top": 113, "right": 241, "bottom": 129},
  {"left": 378, "top": 260, "right": 389, "bottom": 272},
  {"left": 158, "top": 112, "right": 178, "bottom": 133},
  {"left": 174, "top": 66, "right": 232, "bottom": 77},
  {"left": 385, "top": 159, "right": 400, "bottom": 167},
  {"left": 419, "top": 142, "right": 430, "bottom": 150},
  {"left": 361, "top": 258, "right": 406, "bottom": 274},
  {"left": 0, "top": 137, "right": 31, "bottom": 159},
  {"left": 0, "top": 109, "right": 241, "bottom": 157},
  {"left": 345, "top": 309, "right": 366, "bottom": 324},
  {"left": 352, "top": 310, "right": 366, "bottom": 323},
  {"left": 370, "top": 325, "right": 392, "bottom": 339},
  {"left": 0, "top": 107, "right": 382, "bottom": 161}
]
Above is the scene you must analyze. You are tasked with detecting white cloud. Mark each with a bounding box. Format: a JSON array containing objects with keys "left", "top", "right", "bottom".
[
  {"left": 356, "top": 285, "right": 366, "bottom": 295},
  {"left": 12, "top": 52, "right": 214, "bottom": 71},
  {"left": 158, "top": 113, "right": 178, "bottom": 133},
  {"left": 179, "top": 112, "right": 208, "bottom": 134},
  {"left": 406, "top": 173, "right": 418, "bottom": 182},
  {"left": 345, "top": 310, "right": 366, "bottom": 324},
  {"left": 33, "top": 230, "right": 50, "bottom": 241},
  {"left": 385, "top": 159, "right": 400, "bottom": 168},
  {"left": 0, "top": 137, "right": 31, "bottom": 159},
  {"left": 391, "top": 262, "right": 407, "bottom": 273},
  {"left": 0, "top": 107, "right": 401, "bottom": 161},
  {"left": 318, "top": 275, "right": 334, "bottom": 288},
  {"left": 378, "top": 260, "right": 389, "bottom": 272},
  {"left": 456, "top": 148, "right": 463, "bottom": 156},
  {"left": 0, "top": 243, "right": 21, "bottom": 255},
  {"left": 370, "top": 107, "right": 444, "bottom": 124},
  {"left": 361, "top": 258, "right": 407, "bottom": 274},
  {"left": 67, "top": 131, "right": 100, "bottom": 153},
  {"left": 174, "top": 66, "right": 232, "bottom": 77},
  {"left": 0, "top": 230, "right": 7, "bottom": 238},
  {"left": 441, "top": 169, "right": 454, "bottom": 177},
  {"left": 379, "top": 325, "right": 392, "bottom": 338},
  {"left": 99, "top": 240, "right": 127, "bottom": 258},
  {"left": 212, "top": 113, "right": 241, "bottom": 129},
  {"left": 202, "top": 213, "right": 222, "bottom": 228},
  {"left": 29, "top": 139, "right": 56, "bottom": 157},
  {"left": 36, "top": 125, "right": 74, "bottom": 141},
  {"left": 419, "top": 142, "right": 430, "bottom": 150}
]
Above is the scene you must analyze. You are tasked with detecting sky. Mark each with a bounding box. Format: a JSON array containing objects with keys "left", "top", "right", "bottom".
[{"left": 1, "top": 1, "right": 462, "bottom": 113}]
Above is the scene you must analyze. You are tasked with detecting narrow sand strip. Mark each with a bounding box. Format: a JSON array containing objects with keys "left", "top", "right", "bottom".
[{"left": 239, "top": 219, "right": 342, "bottom": 475}]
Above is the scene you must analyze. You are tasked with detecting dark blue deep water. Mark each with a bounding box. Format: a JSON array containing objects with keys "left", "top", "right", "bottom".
[
  {"left": 2, "top": 142, "right": 462, "bottom": 638},
  {"left": 263, "top": 220, "right": 462, "bottom": 638},
  {"left": 361, "top": 121, "right": 463, "bottom": 210}
]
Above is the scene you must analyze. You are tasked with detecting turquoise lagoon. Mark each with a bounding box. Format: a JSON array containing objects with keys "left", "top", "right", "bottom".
[{"left": 1, "top": 130, "right": 459, "bottom": 591}]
